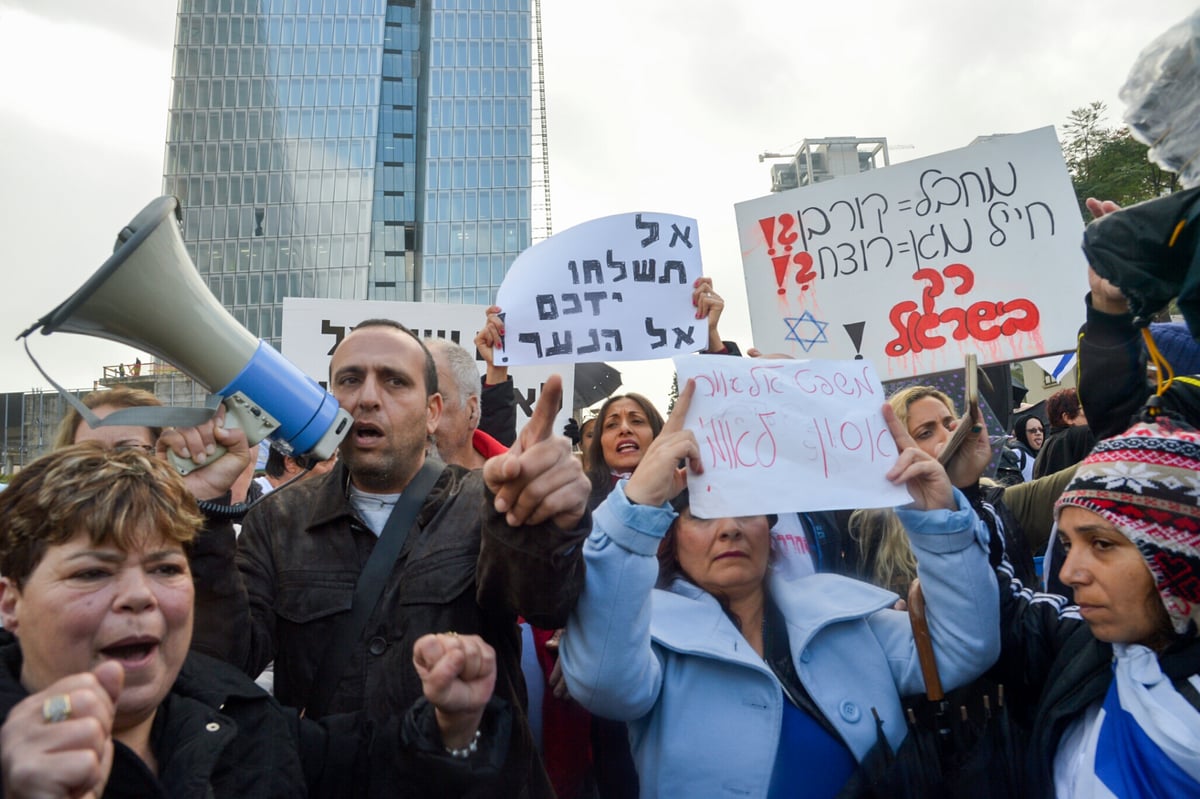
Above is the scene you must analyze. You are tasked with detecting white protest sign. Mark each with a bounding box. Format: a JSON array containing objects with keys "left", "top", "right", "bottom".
[
  {"left": 734, "top": 126, "right": 1090, "bottom": 379},
  {"left": 674, "top": 354, "right": 910, "bottom": 517},
  {"left": 494, "top": 212, "right": 705, "bottom": 366},
  {"left": 281, "top": 298, "right": 574, "bottom": 435}
]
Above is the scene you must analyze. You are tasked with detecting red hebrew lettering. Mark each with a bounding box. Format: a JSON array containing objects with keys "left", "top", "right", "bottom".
[
  {"left": 942, "top": 262, "right": 974, "bottom": 295},
  {"left": 913, "top": 268, "right": 944, "bottom": 312},
  {"left": 998, "top": 298, "right": 1041, "bottom": 335},
  {"left": 884, "top": 263, "right": 1041, "bottom": 357}
]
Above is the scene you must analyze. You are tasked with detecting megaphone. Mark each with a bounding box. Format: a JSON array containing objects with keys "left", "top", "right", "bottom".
[{"left": 20, "top": 196, "right": 351, "bottom": 473}]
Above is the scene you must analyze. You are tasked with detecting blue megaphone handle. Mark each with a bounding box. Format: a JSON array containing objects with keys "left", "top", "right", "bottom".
[{"left": 218, "top": 340, "right": 344, "bottom": 456}]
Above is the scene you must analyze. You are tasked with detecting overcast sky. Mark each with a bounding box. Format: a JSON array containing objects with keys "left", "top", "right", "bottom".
[{"left": 0, "top": 0, "right": 1193, "bottom": 410}]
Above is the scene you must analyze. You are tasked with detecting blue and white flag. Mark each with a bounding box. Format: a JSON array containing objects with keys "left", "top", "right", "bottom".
[{"left": 1078, "top": 644, "right": 1200, "bottom": 798}]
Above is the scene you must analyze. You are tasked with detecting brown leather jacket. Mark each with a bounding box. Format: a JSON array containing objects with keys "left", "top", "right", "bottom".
[{"left": 190, "top": 458, "right": 588, "bottom": 798}]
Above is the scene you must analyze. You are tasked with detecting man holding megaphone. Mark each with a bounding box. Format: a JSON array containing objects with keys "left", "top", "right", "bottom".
[
  {"left": 182, "top": 319, "right": 590, "bottom": 799},
  {"left": 18, "top": 194, "right": 588, "bottom": 796}
]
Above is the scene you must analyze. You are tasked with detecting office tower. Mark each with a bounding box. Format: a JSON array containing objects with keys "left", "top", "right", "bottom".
[{"left": 163, "top": 0, "right": 536, "bottom": 354}]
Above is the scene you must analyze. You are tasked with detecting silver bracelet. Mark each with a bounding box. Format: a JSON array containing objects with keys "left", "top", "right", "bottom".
[{"left": 444, "top": 728, "right": 481, "bottom": 759}]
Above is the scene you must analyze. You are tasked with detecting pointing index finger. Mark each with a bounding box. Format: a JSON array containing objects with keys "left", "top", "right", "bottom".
[
  {"left": 662, "top": 378, "right": 695, "bottom": 435},
  {"left": 882, "top": 402, "right": 917, "bottom": 453},
  {"left": 522, "top": 374, "right": 563, "bottom": 443}
]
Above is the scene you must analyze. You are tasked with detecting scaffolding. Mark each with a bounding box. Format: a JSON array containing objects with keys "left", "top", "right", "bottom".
[{"left": 759, "top": 137, "right": 894, "bottom": 193}]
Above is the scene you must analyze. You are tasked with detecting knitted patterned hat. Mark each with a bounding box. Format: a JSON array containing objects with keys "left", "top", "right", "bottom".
[{"left": 1055, "top": 417, "right": 1200, "bottom": 635}]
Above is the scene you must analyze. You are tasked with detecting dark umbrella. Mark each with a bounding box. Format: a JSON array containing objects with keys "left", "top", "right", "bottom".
[
  {"left": 572, "top": 362, "right": 622, "bottom": 410},
  {"left": 837, "top": 580, "right": 1026, "bottom": 799}
]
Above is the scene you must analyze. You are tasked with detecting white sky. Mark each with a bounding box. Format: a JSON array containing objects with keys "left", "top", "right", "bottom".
[{"left": 0, "top": 0, "right": 1193, "bottom": 412}]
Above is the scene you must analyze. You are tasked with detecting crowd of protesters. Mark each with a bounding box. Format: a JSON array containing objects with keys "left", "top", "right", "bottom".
[
  {"left": 3, "top": 11, "right": 1200, "bottom": 796},
  {"left": 4, "top": 210, "right": 1196, "bottom": 797}
]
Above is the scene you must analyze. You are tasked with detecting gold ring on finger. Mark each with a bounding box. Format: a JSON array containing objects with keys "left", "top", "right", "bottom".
[{"left": 43, "top": 693, "right": 72, "bottom": 723}]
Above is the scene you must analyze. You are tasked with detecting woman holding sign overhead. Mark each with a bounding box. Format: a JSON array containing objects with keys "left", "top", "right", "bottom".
[{"left": 559, "top": 379, "right": 1000, "bottom": 798}]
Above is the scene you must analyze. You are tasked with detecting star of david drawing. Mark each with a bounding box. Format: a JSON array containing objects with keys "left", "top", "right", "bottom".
[{"left": 783, "top": 311, "right": 830, "bottom": 352}]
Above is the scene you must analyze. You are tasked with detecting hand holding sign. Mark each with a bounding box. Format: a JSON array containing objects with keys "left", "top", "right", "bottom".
[
  {"left": 483, "top": 374, "right": 589, "bottom": 529},
  {"left": 625, "top": 378, "right": 703, "bottom": 507},
  {"left": 691, "top": 277, "right": 726, "bottom": 353},
  {"left": 882, "top": 403, "right": 956, "bottom": 512}
]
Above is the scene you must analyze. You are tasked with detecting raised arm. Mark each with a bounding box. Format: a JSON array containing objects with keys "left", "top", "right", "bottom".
[
  {"left": 157, "top": 413, "right": 268, "bottom": 669},
  {"left": 870, "top": 402, "right": 1000, "bottom": 694},
  {"left": 477, "top": 375, "right": 590, "bottom": 628},
  {"left": 475, "top": 305, "right": 517, "bottom": 446},
  {"left": 559, "top": 381, "right": 701, "bottom": 720}
]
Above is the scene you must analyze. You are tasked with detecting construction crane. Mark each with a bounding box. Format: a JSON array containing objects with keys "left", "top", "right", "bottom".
[
  {"left": 759, "top": 142, "right": 915, "bottom": 162},
  {"left": 531, "top": 0, "right": 553, "bottom": 242}
]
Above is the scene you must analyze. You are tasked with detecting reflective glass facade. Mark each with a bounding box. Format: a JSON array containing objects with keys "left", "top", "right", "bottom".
[
  {"left": 164, "top": 0, "right": 531, "bottom": 346},
  {"left": 421, "top": 0, "right": 532, "bottom": 304}
]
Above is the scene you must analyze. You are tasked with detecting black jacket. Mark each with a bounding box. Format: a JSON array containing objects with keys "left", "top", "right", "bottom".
[
  {"left": 1031, "top": 424, "right": 1095, "bottom": 479},
  {"left": 189, "top": 460, "right": 586, "bottom": 799},
  {"left": 963, "top": 483, "right": 1038, "bottom": 588},
  {"left": 0, "top": 635, "right": 510, "bottom": 798},
  {"left": 479, "top": 377, "right": 517, "bottom": 447}
]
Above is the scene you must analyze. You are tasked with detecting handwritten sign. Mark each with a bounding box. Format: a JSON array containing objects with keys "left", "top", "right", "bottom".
[
  {"left": 734, "top": 127, "right": 1089, "bottom": 378},
  {"left": 281, "top": 298, "right": 574, "bottom": 435},
  {"left": 494, "top": 212, "right": 705, "bottom": 366},
  {"left": 674, "top": 355, "right": 910, "bottom": 517}
]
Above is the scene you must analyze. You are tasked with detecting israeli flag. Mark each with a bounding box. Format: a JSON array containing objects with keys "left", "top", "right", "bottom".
[{"left": 1085, "top": 644, "right": 1200, "bottom": 798}]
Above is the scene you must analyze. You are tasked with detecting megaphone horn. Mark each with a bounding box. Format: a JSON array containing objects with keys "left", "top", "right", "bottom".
[{"left": 21, "top": 196, "right": 350, "bottom": 472}]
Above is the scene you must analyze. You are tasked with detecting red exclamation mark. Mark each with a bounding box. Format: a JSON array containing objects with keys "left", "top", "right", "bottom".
[
  {"left": 759, "top": 216, "right": 777, "bottom": 256},
  {"left": 762, "top": 213, "right": 800, "bottom": 295}
]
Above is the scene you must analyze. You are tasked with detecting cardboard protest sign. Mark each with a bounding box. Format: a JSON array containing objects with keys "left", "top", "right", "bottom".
[
  {"left": 494, "top": 212, "right": 705, "bottom": 366},
  {"left": 281, "top": 298, "right": 574, "bottom": 434},
  {"left": 674, "top": 354, "right": 910, "bottom": 517},
  {"left": 734, "top": 127, "right": 1090, "bottom": 379}
]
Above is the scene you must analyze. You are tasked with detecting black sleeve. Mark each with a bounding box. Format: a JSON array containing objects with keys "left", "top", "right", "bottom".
[
  {"left": 188, "top": 497, "right": 251, "bottom": 665},
  {"left": 986, "top": 558, "right": 1081, "bottom": 724},
  {"left": 297, "top": 697, "right": 514, "bottom": 798},
  {"left": 479, "top": 377, "right": 517, "bottom": 447},
  {"left": 801, "top": 510, "right": 853, "bottom": 576},
  {"left": 1077, "top": 292, "right": 1151, "bottom": 439},
  {"left": 705, "top": 339, "right": 741, "bottom": 356}
]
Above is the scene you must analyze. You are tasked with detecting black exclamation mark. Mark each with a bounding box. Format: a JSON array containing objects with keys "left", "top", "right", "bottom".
[
  {"left": 844, "top": 322, "right": 865, "bottom": 360},
  {"left": 495, "top": 312, "right": 508, "bottom": 365}
]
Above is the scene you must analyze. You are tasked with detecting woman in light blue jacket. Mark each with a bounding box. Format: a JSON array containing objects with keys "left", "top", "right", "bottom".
[{"left": 559, "top": 381, "right": 1001, "bottom": 798}]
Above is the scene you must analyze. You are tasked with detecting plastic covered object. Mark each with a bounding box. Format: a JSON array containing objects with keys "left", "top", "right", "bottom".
[
  {"left": 1081, "top": 186, "right": 1200, "bottom": 333},
  {"left": 1120, "top": 10, "right": 1200, "bottom": 188}
]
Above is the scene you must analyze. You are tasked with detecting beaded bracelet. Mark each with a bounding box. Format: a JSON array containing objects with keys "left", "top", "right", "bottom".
[{"left": 445, "top": 728, "right": 481, "bottom": 759}]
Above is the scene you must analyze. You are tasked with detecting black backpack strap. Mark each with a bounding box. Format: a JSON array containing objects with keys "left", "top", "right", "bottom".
[
  {"left": 304, "top": 459, "right": 445, "bottom": 718},
  {"left": 1175, "top": 676, "right": 1200, "bottom": 714}
]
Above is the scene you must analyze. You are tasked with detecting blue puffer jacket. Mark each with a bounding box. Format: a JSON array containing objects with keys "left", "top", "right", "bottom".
[{"left": 560, "top": 483, "right": 1000, "bottom": 799}]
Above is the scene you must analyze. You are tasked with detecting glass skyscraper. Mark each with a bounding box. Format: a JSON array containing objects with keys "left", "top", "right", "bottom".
[{"left": 164, "top": 0, "right": 534, "bottom": 348}]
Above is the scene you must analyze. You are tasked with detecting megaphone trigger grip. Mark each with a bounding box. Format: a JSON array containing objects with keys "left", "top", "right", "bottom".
[{"left": 167, "top": 392, "right": 281, "bottom": 477}]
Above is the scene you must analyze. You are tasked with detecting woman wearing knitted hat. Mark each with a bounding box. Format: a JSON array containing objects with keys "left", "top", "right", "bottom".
[{"left": 993, "top": 414, "right": 1200, "bottom": 797}]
